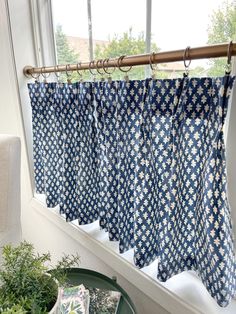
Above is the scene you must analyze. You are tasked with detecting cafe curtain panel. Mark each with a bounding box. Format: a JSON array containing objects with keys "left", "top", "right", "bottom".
[{"left": 28, "top": 76, "right": 236, "bottom": 307}]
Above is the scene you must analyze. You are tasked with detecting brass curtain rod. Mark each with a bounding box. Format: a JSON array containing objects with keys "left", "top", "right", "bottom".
[{"left": 23, "top": 42, "right": 236, "bottom": 76}]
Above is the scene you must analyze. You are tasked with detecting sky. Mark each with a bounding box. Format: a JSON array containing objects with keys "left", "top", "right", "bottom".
[{"left": 52, "top": 0, "right": 224, "bottom": 67}]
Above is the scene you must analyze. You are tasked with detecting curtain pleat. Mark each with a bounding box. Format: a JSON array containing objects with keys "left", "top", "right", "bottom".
[{"left": 28, "top": 76, "right": 236, "bottom": 307}]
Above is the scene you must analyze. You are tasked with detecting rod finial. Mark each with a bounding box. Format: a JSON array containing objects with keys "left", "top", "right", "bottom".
[{"left": 23, "top": 66, "right": 34, "bottom": 77}]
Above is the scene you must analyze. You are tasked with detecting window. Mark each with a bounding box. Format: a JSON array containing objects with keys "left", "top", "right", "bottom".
[
  {"left": 52, "top": 0, "right": 235, "bottom": 80},
  {"left": 152, "top": 0, "right": 236, "bottom": 77},
  {"left": 52, "top": 0, "right": 150, "bottom": 80},
  {"left": 27, "top": 1, "right": 236, "bottom": 313}
]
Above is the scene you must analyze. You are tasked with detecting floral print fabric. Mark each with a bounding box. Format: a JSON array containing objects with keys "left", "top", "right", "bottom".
[{"left": 28, "top": 76, "right": 236, "bottom": 306}]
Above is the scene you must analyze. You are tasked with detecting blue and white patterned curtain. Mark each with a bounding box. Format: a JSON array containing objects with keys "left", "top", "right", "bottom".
[{"left": 28, "top": 75, "right": 236, "bottom": 307}]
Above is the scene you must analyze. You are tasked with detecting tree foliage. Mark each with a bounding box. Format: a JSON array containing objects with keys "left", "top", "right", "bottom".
[
  {"left": 55, "top": 24, "right": 79, "bottom": 65},
  {"left": 55, "top": 24, "right": 81, "bottom": 82},
  {"left": 95, "top": 28, "right": 159, "bottom": 79},
  {"left": 207, "top": 0, "right": 236, "bottom": 76}
]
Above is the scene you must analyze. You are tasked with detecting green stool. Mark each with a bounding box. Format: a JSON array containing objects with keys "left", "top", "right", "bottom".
[{"left": 64, "top": 268, "right": 137, "bottom": 314}]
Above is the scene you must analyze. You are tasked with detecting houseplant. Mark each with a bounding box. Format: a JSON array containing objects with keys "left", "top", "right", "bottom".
[{"left": 0, "top": 241, "right": 80, "bottom": 313}]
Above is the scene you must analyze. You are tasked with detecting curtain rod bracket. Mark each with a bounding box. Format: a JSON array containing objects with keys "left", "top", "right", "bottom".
[{"left": 23, "top": 66, "right": 34, "bottom": 78}]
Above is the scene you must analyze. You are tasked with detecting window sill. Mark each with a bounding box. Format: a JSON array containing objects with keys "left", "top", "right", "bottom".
[{"left": 31, "top": 196, "right": 236, "bottom": 314}]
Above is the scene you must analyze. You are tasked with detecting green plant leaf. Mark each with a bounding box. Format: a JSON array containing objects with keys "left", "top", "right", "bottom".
[{"left": 0, "top": 241, "right": 80, "bottom": 313}]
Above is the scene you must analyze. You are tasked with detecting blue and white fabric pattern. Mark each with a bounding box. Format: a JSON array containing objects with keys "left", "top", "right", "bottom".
[{"left": 28, "top": 76, "right": 236, "bottom": 307}]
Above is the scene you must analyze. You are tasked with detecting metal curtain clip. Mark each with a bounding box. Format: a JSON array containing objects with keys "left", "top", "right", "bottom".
[
  {"left": 41, "top": 67, "right": 50, "bottom": 83},
  {"left": 66, "top": 64, "right": 73, "bottom": 84},
  {"left": 225, "top": 40, "right": 233, "bottom": 75},
  {"left": 149, "top": 52, "right": 158, "bottom": 79}
]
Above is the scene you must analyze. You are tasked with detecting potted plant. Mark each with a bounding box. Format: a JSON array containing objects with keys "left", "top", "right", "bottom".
[{"left": 0, "top": 241, "right": 80, "bottom": 313}]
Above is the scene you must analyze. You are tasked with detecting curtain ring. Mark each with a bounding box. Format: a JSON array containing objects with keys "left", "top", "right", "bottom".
[
  {"left": 31, "top": 68, "right": 41, "bottom": 80},
  {"left": 149, "top": 52, "right": 157, "bottom": 71},
  {"left": 41, "top": 67, "right": 50, "bottom": 80},
  {"left": 96, "top": 59, "right": 105, "bottom": 75},
  {"left": 117, "top": 55, "right": 132, "bottom": 73},
  {"left": 89, "top": 61, "right": 97, "bottom": 76},
  {"left": 183, "top": 46, "right": 191, "bottom": 68},
  {"left": 76, "top": 62, "right": 83, "bottom": 77},
  {"left": 65, "top": 64, "right": 73, "bottom": 77},
  {"left": 183, "top": 46, "right": 191, "bottom": 76},
  {"left": 54, "top": 65, "right": 60, "bottom": 79},
  {"left": 103, "top": 58, "right": 116, "bottom": 75},
  {"left": 225, "top": 40, "right": 233, "bottom": 75},
  {"left": 149, "top": 52, "right": 155, "bottom": 71}
]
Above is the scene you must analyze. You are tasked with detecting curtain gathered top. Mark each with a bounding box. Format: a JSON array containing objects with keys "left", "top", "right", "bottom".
[{"left": 28, "top": 76, "right": 236, "bottom": 307}]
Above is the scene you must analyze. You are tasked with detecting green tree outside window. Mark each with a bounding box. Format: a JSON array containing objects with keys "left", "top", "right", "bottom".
[
  {"left": 95, "top": 28, "right": 159, "bottom": 80},
  {"left": 55, "top": 25, "right": 81, "bottom": 82},
  {"left": 207, "top": 0, "right": 236, "bottom": 76}
]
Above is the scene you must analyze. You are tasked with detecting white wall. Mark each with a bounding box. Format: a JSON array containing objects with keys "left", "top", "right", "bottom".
[{"left": 0, "top": 1, "right": 169, "bottom": 313}]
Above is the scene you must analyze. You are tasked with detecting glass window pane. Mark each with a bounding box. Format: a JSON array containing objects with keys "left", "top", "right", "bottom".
[
  {"left": 52, "top": 0, "right": 147, "bottom": 80},
  {"left": 92, "top": 0, "right": 147, "bottom": 79},
  {"left": 151, "top": 0, "right": 235, "bottom": 77},
  {"left": 52, "top": 0, "right": 87, "bottom": 81},
  {"left": 52, "top": 0, "right": 89, "bottom": 61},
  {"left": 52, "top": 0, "right": 235, "bottom": 81}
]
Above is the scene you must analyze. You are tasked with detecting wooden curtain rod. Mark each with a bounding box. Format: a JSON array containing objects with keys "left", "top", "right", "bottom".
[{"left": 23, "top": 42, "right": 236, "bottom": 76}]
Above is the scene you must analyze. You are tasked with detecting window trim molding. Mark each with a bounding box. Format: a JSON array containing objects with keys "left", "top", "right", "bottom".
[
  {"left": 145, "top": 0, "right": 152, "bottom": 77},
  {"left": 29, "top": 0, "right": 57, "bottom": 67}
]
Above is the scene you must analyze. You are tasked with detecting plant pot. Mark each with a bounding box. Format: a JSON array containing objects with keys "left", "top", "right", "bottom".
[
  {"left": 46, "top": 274, "right": 60, "bottom": 314},
  {"left": 48, "top": 287, "right": 60, "bottom": 314}
]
